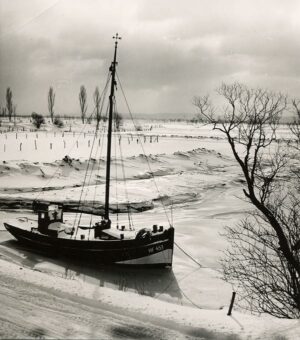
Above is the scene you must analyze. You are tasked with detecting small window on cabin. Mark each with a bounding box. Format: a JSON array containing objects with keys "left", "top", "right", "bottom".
[{"left": 41, "top": 213, "right": 45, "bottom": 219}]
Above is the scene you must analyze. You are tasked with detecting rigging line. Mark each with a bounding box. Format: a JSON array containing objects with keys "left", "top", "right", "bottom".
[
  {"left": 88, "top": 69, "right": 111, "bottom": 217},
  {"left": 69, "top": 72, "right": 111, "bottom": 234},
  {"left": 113, "top": 118, "right": 120, "bottom": 227},
  {"left": 86, "top": 136, "right": 101, "bottom": 240},
  {"left": 91, "top": 84, "right": 110, "bottom": 204},
  {"left": 90, "top": 112, "right": 108, "bottom": 218},
  {"left": 80, "top": 118, "right": 102, "bottom": 199},
  {"left": 179, "top": 287, "right": 204, "bottom": 310},
  {"left": 79, "top": 121, "right": 102, "bottom": 238},
  {"left": 99, "top": 73, "right": 111, "bottom": 124},
  {"left": 71, "top": 113, "right": 107, "bottom": 233},
  {"left": 87, "top": 101, "right": 110, "bottom": 234},
  {"left": 116, "top": 71, "right": 171, "bottom": 226},
  {"left": 155, "top": 266, "right": 202, "bottom": 299},
  {"left": 75, "top": 123, "right": 99, "bottom": 224},
  {"left": 95, "top": 70, "right": 111, "bottom": 130},
  {"left": 34, "top": 105, "right": 98, "bottom": 201},
  {"left": 114, "top": 100, "right": 133, "bottom": 229},
  {"left": 118, "top": 136, "right": 133, "bottom": 229},
  {"left": 73, "top": 114, "right": 100, "bottom": 236},
  {"left": 174, "top": 241, "right": 203, "bottom": 267},
  {"left": 90, "top": 119, "right": 106, "bottom": 215},
  {"left": 154, "top": 266, "right": 205, "bottom": 310}
]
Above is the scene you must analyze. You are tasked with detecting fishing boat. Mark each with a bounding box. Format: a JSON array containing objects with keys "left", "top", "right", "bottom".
[{"left": 4, "top": 34, "right": 174, "bottom": 267}]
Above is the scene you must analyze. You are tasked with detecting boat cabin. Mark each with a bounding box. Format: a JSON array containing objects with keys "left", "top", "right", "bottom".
[
  {"left": 33, "top": 201, "right": 63, "bottom": 236},
  {"left": 94, "top": 218, "right": 111, "bottom": 238}
]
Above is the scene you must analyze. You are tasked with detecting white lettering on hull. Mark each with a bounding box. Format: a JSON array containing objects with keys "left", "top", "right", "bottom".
[{"left": 116, "top": 249, "right": 173, "bottom": 265}]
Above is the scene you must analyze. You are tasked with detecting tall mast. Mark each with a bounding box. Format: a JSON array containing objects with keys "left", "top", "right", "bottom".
[{"left": 104, "top": 33, "right": 121, "bottom": 220}]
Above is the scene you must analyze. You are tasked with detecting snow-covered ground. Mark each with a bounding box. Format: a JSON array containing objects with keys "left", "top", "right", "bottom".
[{"left": 0, "top": 118, "right": 298, "bottom": 339}]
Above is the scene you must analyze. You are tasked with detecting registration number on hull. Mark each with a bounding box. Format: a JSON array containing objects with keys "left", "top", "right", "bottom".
[{"left": 148, "top": 244, "right": 164, "bottom": 254}]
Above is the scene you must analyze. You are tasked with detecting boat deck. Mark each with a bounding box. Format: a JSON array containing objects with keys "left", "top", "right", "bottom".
[{"left": 6, "top": 217, "right": 138, "bottom": 241}]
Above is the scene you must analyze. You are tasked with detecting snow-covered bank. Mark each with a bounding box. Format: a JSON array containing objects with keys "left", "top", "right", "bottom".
[
  {"left": 0, "top": 146, "right": 239, "bottom": 215},
  {"left": 1, "top": 120, "right": 299, "bottom": 339},
  {"left": 0, "top": 258, "right": 298, "bottom": 339}
]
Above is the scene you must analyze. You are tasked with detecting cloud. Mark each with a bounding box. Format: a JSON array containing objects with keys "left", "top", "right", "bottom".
[{"left": 0, "top": 0, "right": 300, "bottom": 116}]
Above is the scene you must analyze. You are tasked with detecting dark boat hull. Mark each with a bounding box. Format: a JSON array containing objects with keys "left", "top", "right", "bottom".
[{"left": 4, "top": 223, "right": 174, "bottom": 267}]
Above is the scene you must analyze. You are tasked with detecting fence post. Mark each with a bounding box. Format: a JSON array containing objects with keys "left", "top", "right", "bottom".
[{"left": 227, "top": 292, "right": 236, "bottom": 316}]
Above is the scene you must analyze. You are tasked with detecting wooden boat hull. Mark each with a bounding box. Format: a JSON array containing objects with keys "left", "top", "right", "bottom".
[{"left": 4, "top": 223, "right": 174, "bottom": 267}]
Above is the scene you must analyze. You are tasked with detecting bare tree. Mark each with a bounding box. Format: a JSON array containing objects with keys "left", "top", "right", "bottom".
[
  {"left": 290, "top": 99, "right": 300, "bottom": 146},
  {"left": 48, "top": 87, "right": 55, "bottom": 123},
  {"left": 79, "top": 85, "right": 87, "bottom": 124},
  {"left": 93, "top": 86, "right": 101, "bottom": 130},
  {"left": 0, "top": 105, "right": 6, "bottom": 117},
  {"left": 194, "top": 83, "right": 300, "bottom": 318},
  {"left": 192, "top": 94, "right": 214, "bottom": 123},
  {"left": 289, "top": 99, "right": 300, "bottom": 184},
  {"left": 6, "top": 87, "right": 13, "bottom": 122}
]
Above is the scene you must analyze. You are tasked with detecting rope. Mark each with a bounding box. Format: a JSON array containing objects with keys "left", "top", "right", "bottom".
[
  {"left": 175, "top": 242, "right": 203, "bottom": 267},
  {"left": 34, "top": 115, "right": 91, "bottom": 201},
  {"left": 114, "top": 100, "right": 133, "bottom": 229},
  {"left": 154, "top": 265, "right": 204, "bottom": 310},
  {"left": 116, "top": 71, "right": 171, "bottom": 227},
  {"left": 73, "top": 118, "right": 99, "bottom": 237},
  {"left": 113, "top": 116, "right": 119, "bottom": 227},
  {"left": 79, "top": 119, "right": 102, "bottom": 240},
  {"left": 90, "top": 114, "right": 107, "bottom": 221},
  {"left": 35, "top": 70, "right": 111, "bottom": 203},
  {"left": 72, "top": 72, "right": 111, "bottom": 237}
]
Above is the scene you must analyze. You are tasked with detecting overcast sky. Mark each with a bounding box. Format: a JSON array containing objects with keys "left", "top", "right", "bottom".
[{"left": 0, "top": 0, "right": 300, "bottom": 117}]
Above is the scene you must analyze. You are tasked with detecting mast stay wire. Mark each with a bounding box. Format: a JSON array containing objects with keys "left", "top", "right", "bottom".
[
  {"left": 116, "top": 71, "right": 171, "bottom": 227},
  {"left": 34, "top": 70, "right": 111, "bottom": 202},
  {"left": 73, "top": 81, "right": 111, "bottom": 235},
  {"left": 72, "top": 73, "right": 112, "bottom": 236},
  {"left": 113, "top": 116, "right": 120, "bottom": 228},
  {"left": 114, "top": 99, "right": 134, "bottom": 229},
  {"left": 82, "top": 76, "right": 112, "bottom": 229},
  {"left": 89, "top": 110, "right": 109, "bottom": 229},
  {"left": 83, "top": 123, "right": 103, "bottom": 240},
  {"left": 72, "top": 112, "right": 101, "bottom": 235},
  {"left": 116, "top": 71, "right": 207, "bottom": 266},
  {"left": 89, "top": 74, "right": 112, "bottom": 222},
  {"left": 77, "top": 119, "right": 102, "bottom": 234},
  {"left": 34, "top": 112, "right": 92, "bottom": 201},
  {"left": 87, "top": 115, "right": 108, "bottom": 240}
]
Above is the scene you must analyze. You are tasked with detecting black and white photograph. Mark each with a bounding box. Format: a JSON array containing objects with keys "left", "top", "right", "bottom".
[{"left": 0, "top": 0, "right": 299, "bottom": 339}]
